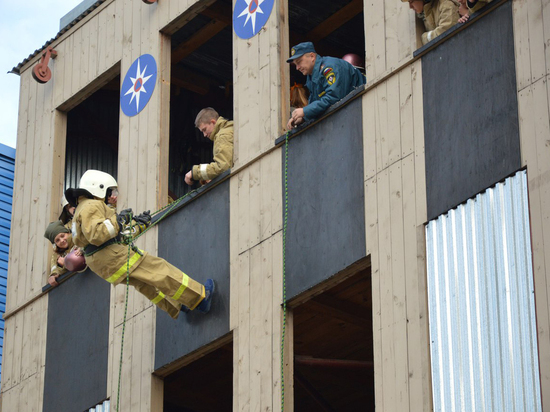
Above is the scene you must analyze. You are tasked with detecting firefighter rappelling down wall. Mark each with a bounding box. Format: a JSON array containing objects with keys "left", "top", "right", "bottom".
[{"left": 64, "top": 170, "right": 215, "bottom": 319}]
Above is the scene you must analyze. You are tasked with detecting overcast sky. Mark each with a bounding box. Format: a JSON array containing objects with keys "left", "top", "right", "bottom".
[{"left": 0, "top": 0, "right": 84, "bottom": 149}]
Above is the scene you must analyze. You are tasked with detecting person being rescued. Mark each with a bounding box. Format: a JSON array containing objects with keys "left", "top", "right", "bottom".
[
  {"left": 65, "top": 169, "right": 215, "bottom": 319},
  {"left": 44, "top": 220, "right": 82, "bottom": 287}
]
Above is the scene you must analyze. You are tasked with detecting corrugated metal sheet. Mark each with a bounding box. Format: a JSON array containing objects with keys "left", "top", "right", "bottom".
[
  {"left": 426, "top": 170, "right": 542, "bottom": 412},
  {"left": 0, "top": 143, "right": 15, "bottom": 389},
  {"left": 88, "top": 399, "right": 109, "bottom": 412}
]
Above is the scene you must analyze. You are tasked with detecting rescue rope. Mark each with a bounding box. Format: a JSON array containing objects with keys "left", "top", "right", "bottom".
[
  {"left": 115, "top": 217, "right": 132, "bottom": 412},
  {"left": 280, "top": 131, "right": 289, "bottom": 411},
  {"left": 113, "top": 189, "right": 199, "bottom": 411}
]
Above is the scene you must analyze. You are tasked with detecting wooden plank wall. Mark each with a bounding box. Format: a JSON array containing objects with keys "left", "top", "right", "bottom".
[
  {"left": 364, "top": 0, "right": 417, "bottom": 82},
  {"left": 230, "top": 0, "right": 288, "bottom": 410},
  {"left": 2, "top": 1, "right": 211, "bottom": 410},
  {"left": 513, "top": 0, "right": 550, "bottom": 408},
  {"left": 363, "top": 58, "right": 432, "bottom": 410},
  {"left": 363, "top": 2, "right": 432, "bottom": 411}
]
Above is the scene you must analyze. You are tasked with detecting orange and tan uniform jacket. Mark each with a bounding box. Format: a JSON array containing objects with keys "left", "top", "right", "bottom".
[
  {"left": 420, "top": 0, "right": 459, "bottom": 45},
  {"left": 49, "top": 235, "right": 75, "bottom": 277},
  {"left": 72, "top": 197, "right": 146, "bottom": 285},
  {"left": 192, "top": 117, "right": 234, "bottom": 182}
]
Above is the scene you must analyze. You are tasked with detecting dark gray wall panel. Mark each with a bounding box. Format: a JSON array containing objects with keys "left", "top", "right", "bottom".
[
  {"left": 284, "top": 98, "right": 366, "bottom": 301},
  {"left": 43, "top": 270, "right": 110, "bottom": 412},
  {"left": 155, "top": 181, "right": 230, "bottom": 370},
  {"left": 422, "top": 0, "right": 520, "bottom": 221}
]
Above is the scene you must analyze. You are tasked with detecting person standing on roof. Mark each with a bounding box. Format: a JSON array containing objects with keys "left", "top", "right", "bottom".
[
  {"left": 185, "top": 108, "right": 234, "bottom": 186},
  {"left": 286, "top": 42, "right": 366, "bottom": 129},
  {"left": 65, "top": 169, "right": 215, "bottom": 319}
]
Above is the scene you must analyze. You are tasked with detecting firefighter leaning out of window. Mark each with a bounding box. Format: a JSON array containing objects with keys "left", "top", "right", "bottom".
[
  {"left": 64, "top": 170, "right": 215, "bottom": 319},
  {"left": 402, "top": 0, "right": 463, "bottom": 45},
  {"left": 286, "top": 42, "right": 366, "bottom": 130},
  {"left": 185, "top": 107, "right": 234, "bottom": 186}
]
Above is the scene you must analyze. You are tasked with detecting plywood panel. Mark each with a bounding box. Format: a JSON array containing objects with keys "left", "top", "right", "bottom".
[
  {"left": 376, "top": 168, "right": 396, "bottom": 411},
  {"left": 237, "top": 250, "right": 251, "bottom": 411},
  {"left": 527, "top": 0, "right": 546, "bottom": 85},
  {"left": 71, "top": 28, "right": 82, "bottom": 97},
  {"left": 364, "top": 0, "right": 386, "bottom": 79},
  {"left": 7, "top": 70, "right": 30, "bottom": 311},
  {"left": 517, "top": 77, "right": 550, "bottom": 404},
  {"left": 389, "top": 161, "right": 409, "bottom": 410},
  {"left": 80, "top": 19, "right": 91, "bottom": 86},
  {"left": 88, "top": 15, "right": 100, "bottom": 83}
]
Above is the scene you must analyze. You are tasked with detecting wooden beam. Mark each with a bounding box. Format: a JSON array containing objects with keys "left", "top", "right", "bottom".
[
  {"left": 295, "top": 356, "right": 374, "bottom": 370},
  {"left": 306, "top": 296, "right": 371, "bottom": 329},
  {"left": 171, "top": 66, "right": 210, "bottom": 95},
  {"left": 306, "top": 0, "right": 363, "bottom": 43},
  {"left": 200, "top": 2, "right": 232, "bottom": 26},
  {"left": 171, "top": 19, "right": 228, "bottom": 65}
]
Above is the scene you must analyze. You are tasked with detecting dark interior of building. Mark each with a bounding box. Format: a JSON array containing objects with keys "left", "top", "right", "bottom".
[
  {"left": 168, "top": 0, "right": 233, "bottom": 199},
  {"left": 293, "top": 268, "right": 374, "bottom": 411},
  {"left": 163, "top": 341, "right": 233, "bottom": 412},
  {"left": 64, "top": 75, "right": 120, "bottom": 190},
  {"left": 288, "top": 0, "right": 365, "bottom": 89}
]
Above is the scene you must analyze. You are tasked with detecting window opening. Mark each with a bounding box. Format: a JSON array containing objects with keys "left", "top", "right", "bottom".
[
  {"left": 163, "top": 340, "right": 233, "bottom": 412},
  {"left": 64, "top": 75, "right": 120, "bottom": 190},
  {"left": 168, "top": 0, "right": 233, "bottom": 199},
  {"left": 292, "top": 268, "right": 374, "bottom": 411}
]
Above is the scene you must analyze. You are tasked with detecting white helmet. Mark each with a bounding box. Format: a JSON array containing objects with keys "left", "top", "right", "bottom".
[
  {"left": 65, "top": 170, "right": 117, "bottom": 207},
  {"left": 79, "top": 170, "right": 118, "bottom": 199}
]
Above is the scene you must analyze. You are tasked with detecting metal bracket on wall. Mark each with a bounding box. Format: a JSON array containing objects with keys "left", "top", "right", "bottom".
[{"left": 32, "top": 46, "right": 57, "bottom": 84}]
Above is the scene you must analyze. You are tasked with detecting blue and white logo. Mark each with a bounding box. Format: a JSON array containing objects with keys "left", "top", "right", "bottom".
[
  {"left": 233, "top": 0, "right": 274, "bottom": 39},
  {"left": 120, "top": 54, "right": 157, "bottom": 117}
]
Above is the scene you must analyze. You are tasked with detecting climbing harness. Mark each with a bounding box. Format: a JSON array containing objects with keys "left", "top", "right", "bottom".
[{"left": 281, "top": 132, "right": 289, "bottom": 412}]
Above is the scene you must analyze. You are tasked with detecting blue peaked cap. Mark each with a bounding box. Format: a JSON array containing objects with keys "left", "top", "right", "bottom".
[{"left": 287, "top": 42, "right": 316, "bottom": 63}]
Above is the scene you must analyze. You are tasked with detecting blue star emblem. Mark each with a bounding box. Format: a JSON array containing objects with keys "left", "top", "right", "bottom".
[
  {"left": 120, "top": 54, "right": 158, "bottom": 117},
  {"left": 233, "top": 0, "right": 274, "bottom": 39}
]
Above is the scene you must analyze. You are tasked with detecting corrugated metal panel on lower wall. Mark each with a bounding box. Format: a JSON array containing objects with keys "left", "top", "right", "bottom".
[
  {"left": 88, "top": 399, "right": 109, "bottom": 412},
  {"left": 426, "top": 170, "right": 542, "bottom": 412}
]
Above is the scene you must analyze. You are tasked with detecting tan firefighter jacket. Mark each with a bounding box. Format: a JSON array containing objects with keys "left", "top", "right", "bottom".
[
  {"left": 421, "top": 0, "right": 459, "bottom": 45},
  {"left": 192, "top": 117, "right": 234, "bottom": 182},
  {"left": 72, "top": 197, "right": 146, "bottom": 285},
  {"left": 49, "top": 234, "right": 75, "bottom": 277}
]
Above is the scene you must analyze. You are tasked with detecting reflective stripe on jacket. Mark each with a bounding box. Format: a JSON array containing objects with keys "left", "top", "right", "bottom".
[{"left": 72, "top": 197, "right": 146, "bottom": 284}]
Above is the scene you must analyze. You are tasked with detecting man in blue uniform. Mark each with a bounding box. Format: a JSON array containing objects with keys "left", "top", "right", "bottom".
[{"left": 286, "top": 42, "right": 366, "bottom": 129}]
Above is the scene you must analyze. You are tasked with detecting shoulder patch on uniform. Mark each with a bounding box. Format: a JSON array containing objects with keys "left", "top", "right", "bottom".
[{"left": 324, "top": 68, "right": 336, "bottom": 86}]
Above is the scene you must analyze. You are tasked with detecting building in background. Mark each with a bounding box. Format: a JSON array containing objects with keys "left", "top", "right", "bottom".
[
  {"left": 2, "top": 0, "right": 549, "bottom": 411},
  {"left": 0, "top": 143, "right": 15, "bottom": 390}
]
